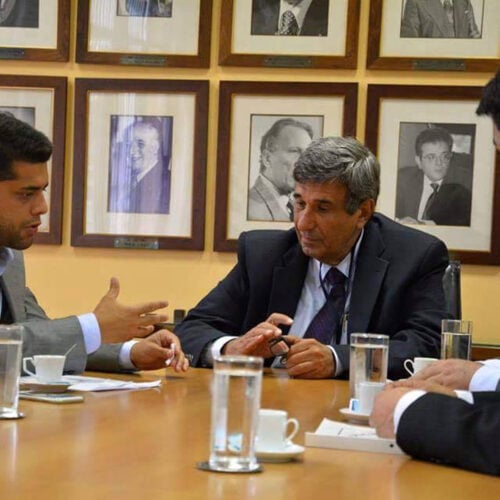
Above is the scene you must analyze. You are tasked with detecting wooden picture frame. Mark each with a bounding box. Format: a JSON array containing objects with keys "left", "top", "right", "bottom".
[
  {"left": 219, "top": 0, "right": 360, "bottom": 69},
  {"left": 367, "top": 0, "right": 500, "bottom": 71},
  {"left": 72, "top": 78, "right": 208, "bottom": 250},
  {"left": 214, "top": 81, "right": 358, "bottom": 252},
  {"left": 76, "top": 0, "right": 212, "bottom": 67},
  {"left": 0, "top": 0, "right": 69, "bottom": 61},
  {"left": 0, "top": 75, "right": 66, "bottom": 245},
  {"left": 365, "top": 84, "right": 500, "bottom": 265}
]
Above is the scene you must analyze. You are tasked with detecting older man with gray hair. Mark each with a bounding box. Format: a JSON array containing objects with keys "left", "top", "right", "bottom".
[{"left": 176, "top": 136, "right": 449, "bottom": 379}]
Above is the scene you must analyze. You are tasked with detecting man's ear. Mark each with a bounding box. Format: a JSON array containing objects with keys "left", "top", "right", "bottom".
[
  {"left": 357, "top": 199, "right": 375, "bottom": 228},
  {"left": 415, "top": 155, "right": 422, "bottom": 170}
]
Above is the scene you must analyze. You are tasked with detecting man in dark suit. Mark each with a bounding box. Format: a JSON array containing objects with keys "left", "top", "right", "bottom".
[
  {"left": 371, "top": 70, "right": 500, "bottom": 477},
  {"left": 0, "top": 112, "right": 188, "bottom": 374},
  {"left": 108, "top": 117, "right": 172, "bottom": 215},
  {"left": 396, "top": 127, "right": 472, "bottom": 227},
  {"left": 176, "top": 136, "right": 449, "bottom": 380},
  {"left": 251, "top": 0, "right": 329, "bottom": 36},
  {"left": 401, "top": 0, "right": 480, "bottom": 38}
]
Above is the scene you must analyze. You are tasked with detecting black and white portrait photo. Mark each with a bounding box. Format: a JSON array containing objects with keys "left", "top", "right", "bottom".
[
  {"left": 400, "top": 0, "right": 483, "bottom": 39},
  {"left": 0, "top": 0, "right": 39, "bottom": 28},
  {"left": 395, "top": 122, "right": 475, "bottom": 227},
  {"left": 247, "top": 115, "right": 323, "bottom": 222},
  {"left": 108, "top": 115, "right": 173, "bottom": 215},
  {"left": 117, "top": 0, "right": 173, "bottom": 18},
  {"left": 251, "top": 0, "right": 330, "bottom": 36}
]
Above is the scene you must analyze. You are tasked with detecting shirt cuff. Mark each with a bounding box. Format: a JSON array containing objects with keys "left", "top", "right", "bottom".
[
  {"left": 469, "top": 364, "right": 500, "bottom": 392},
  {"left": 454, "top": 389, "right": 474, "bottom": 403},
  {"left": 394, "top": 390, "right": 427, "bottom": 433},
  {"left": 327, "top": 346, "right": 342, "bottom": 377},
  {"left": 77, "top": 313, "right": 101, "bottom": 354},
  {"left": 119, "top": 340, "right": 139, "bottom": 370},
  {"left": 199, "top": 336, "right": 237, "bottom": 367}
]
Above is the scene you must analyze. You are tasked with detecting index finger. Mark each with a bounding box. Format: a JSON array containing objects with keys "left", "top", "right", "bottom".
[
  {"left": 132, "top": 300, "right": 169, "bottom": 315},
  {"left": 266, "top": 313, "right": 293, "bottom": 327}
]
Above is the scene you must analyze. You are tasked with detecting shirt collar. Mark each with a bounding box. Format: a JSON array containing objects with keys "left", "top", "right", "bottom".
[{"left": 0, "top": 247, "right": 14, "bottom": 278}]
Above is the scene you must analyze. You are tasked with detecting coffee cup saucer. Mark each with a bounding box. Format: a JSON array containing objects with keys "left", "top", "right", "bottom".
[
  {"left": 339, "top": 407, "right": 370, "bottom": 424},
  {"left": 256, "top": 441, "right": 305, "bottom": 463},
  {"left": 20, "top": 377, "right": 70, "bottom": 393}
]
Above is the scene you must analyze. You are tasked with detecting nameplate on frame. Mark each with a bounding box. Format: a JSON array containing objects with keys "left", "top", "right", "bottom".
[{"left": 114, "top": 237, "right": 159, "bottom": 250}]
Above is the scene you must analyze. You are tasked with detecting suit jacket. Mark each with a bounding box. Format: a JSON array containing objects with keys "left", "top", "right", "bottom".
[
  {"left": 401, "top": 0, "right": 480, "bottom": 38},
  {"left": 251, "top": 0, "right": 329, "bottom": 36},
  {"left": 248, "top": 175, "right": 291, "bottom": 221},
  {"left": 175, "top": 213, "right": 449, "bottom": 379},
  {"left": 396, "top": 167, "right": 472, "bottom": 226},
  {"left": 397, "top": 391, "right": 500, "bottom": 476},
  {"left": 0, "top": 250, "right": 123, "bottom": 374},
  {"left": 109, "top": 162, "right": 171, "bottom": 214}
]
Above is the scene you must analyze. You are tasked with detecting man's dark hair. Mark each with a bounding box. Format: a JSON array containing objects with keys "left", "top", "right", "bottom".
[
  {"left": 0, "top": 112, "right": 52, "bottom": 181},
  {"left": 415, "top": 127, "right": 453, "bottom": 157},
  {"left": 476, "top": 70, "right": 500, "bottom": 129}
]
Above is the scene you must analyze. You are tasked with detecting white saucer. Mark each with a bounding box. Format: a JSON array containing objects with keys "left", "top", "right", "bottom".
[
  {"left": 339, "top": 407, "right": 370, "bottom": 424},
  {"left": 256, "top": 442, "right": 305, "bottom": 463}
]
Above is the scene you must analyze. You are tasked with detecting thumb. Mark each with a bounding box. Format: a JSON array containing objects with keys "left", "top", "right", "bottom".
[{"left": 106, "top": 277, "right": 120, "bottom": 299}]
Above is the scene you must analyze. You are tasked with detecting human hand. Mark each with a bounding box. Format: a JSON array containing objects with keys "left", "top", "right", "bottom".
[
  {"left": 222, "top": 313, "right": 293, "bottom": 357},
  {"left": 130, "top": 330, "right": 189, "bottom": 372},
  {"left": 370, "top": 386, "right": 414, "bottom": 438},
  {"left": 390, "top": 378, "right": 457, "bottom": 397},
  {"left": 284, "top": 337, "right": 335, "bottom": 379},
  {"left": 409, "top": 359, "right": 482, "bottom": 390},
  {"left": 93, "top": 277, "right": 168, "bottom": 344}
]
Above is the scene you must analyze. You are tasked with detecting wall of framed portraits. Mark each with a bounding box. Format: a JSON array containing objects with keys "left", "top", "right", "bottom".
[{"left": 2, "top": 0, "right": 498, "bottom": 345}]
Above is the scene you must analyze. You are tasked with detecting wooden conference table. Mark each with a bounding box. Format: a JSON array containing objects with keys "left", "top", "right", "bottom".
[{"left": 0, "top": 368, "right": 497, "bottom": 499}]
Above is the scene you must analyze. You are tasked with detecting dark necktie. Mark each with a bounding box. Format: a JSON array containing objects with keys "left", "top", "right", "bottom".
[
  {"left": 422, "top": 182, "right": 439, "bottom": 220},
  {"left": 443, "top": 0, "right": 455, "bottom": 34},
  {"left": 0, "top": 286, "right": 12, "bottom": 324},
  {"left": 304, "top": 268, "right": 346, "bottom": 345},
  {"left": 279, "top": 10, "right": 299, "bottom": 36}
]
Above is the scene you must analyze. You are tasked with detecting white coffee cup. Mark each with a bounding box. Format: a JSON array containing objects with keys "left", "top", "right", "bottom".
[
  {"left": 404, "top": 357, "right": 438, "bottom": 376},
  {"left": 357, "top": 381, "right": 385, "bottom": 415},
  {"left": 22, "top": 355, "right": 66, "bottom": 382},
  {"left": 256, "top": 409, "right": 299, "bottom": 451}
]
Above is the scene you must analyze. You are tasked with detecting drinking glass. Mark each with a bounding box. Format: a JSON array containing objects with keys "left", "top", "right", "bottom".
[
  {"left": 0, "top": 325, "right": 24, "bottom": 419},
  {"left": 441, "top": 319, "right": 472, "bottom": 360}
]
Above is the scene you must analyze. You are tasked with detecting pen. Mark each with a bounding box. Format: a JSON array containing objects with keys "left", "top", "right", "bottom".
[{"left": 165, "top": 343, "right": 176, "bottom": 367}]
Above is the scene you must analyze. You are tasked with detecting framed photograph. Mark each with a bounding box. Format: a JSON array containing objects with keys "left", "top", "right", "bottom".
[
  {"left": 367, "top": 0, "right": 500, "bottom": 71},
  {"left": 71, "top": 78, "right": 208, "bottom": 250},
  {"left": 0, "top": 75, "right": 66, "bottom": 244},
  {"left": 0, "top": 0, "right": 69, "bottom": 61},
  {"left": 214, "top": 81, "right": 358, "bottom": 252},
  {"left": 76, "top": 0, "right": 212, "bottom": 67},
  {"left": 365, "top": 84, "right": 500, "bottom": 265},
  {"left": 219, "top": 0, "right": 360, "bottom": 69}
]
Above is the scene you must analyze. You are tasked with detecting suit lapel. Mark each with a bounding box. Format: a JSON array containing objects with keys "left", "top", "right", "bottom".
[
  {"left": 348, "top": 221, "right": 388, "bottom": 335},
  {"left": 267, "top": 239, "right": 309, "bottom": 333},
  {"left": 425, "top": 0, "right": 450, "bottom": 36}
]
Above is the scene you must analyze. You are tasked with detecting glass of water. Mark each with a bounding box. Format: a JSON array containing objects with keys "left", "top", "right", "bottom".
[
  {"left": 441, "top": 320, "right": 473, "bottom": 360},
  {"left": 0, "top": 325, "right": 24, "bottom": 419},
  {"left": 349, "top": 333, "right": 389, "bottom": 399},
  {"left": 206, "top": 355, "right": 263, "bottom": 473}
]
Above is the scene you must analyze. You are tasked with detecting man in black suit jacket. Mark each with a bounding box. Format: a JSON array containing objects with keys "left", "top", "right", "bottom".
[
  {"left": 176, "top": 137, "right": 449, "bottom": 380},
  {"left": 251, "top": 0, "right": 329, "bottom": 36},
  {"left": 396, "top": 127, "right": 472, "bottom": 227},
  {"left": 371, "top": 70, "right": 500, "bottom": 476}
]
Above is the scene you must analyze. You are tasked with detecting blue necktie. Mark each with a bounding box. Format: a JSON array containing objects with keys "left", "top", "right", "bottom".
[{"left": 304, "top": 268, "right": 346, "bottom": 345}]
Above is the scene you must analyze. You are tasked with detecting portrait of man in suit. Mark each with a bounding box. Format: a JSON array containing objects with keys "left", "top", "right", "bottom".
[
  {"left": 400, "top": 0, "right": 482, "bottom": 38},
  {"left": 117, "top": 0, "right": 172, "bottom": 17},
  {"left": 251, "top": 0, "right": 330, "bottom": 36},
  {"left": 395, "top": 125, "right": 473, "bottom": 227},
  {"left": 247, "top": 117, "right": 316, "bottom": 222},
  {"left": 0, "top": 0, "right": 38, "bottom": 27},
  {"left": 108, "top": 115, "right": 173, "bottom": 215}
]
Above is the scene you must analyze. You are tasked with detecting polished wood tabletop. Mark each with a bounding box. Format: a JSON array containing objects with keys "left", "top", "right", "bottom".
[{"left": 0, "top": 368, "right": 496, "bottom": 499}]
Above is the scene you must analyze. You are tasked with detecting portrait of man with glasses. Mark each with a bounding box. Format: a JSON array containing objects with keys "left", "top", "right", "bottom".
[{"left": 395, "top": 124, "right": 473, "bottom": 227}]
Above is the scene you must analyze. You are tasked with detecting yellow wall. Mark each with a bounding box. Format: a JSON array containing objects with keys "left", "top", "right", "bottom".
[{"left": 6, "top": 1, "right": 499, "bottom": 344}]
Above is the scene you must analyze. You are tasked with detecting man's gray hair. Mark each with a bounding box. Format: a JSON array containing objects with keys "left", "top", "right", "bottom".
[{"left": 293, "top": 136, "right": 380, "bottom": 215}]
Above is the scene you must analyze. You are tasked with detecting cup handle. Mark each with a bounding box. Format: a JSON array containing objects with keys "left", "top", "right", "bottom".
[
  {"left": 285, "top": 418, "right": 299, "bottom": 442},
  {"left": 22, "top": 357, "right": 36, "bottom": 377},
  {"left": 404, "top": 359, "right": 414, "bottom": 376}
]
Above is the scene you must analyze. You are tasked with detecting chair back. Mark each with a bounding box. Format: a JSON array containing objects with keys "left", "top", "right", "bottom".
[{"left": 442, "top": 260, "right": 461, "bottom": 319}]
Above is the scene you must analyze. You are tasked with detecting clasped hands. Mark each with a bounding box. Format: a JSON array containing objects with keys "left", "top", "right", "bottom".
[{"left": 222, "top": 313, "right": 335, "bottom": 379}]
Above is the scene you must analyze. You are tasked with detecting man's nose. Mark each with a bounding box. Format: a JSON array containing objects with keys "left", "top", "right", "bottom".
[
  {"left": 32, "top": 192, "right": 48, "bottom": 216},
  {"left": 295, "top": 206, "right": 315, "bottom": 230}
]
